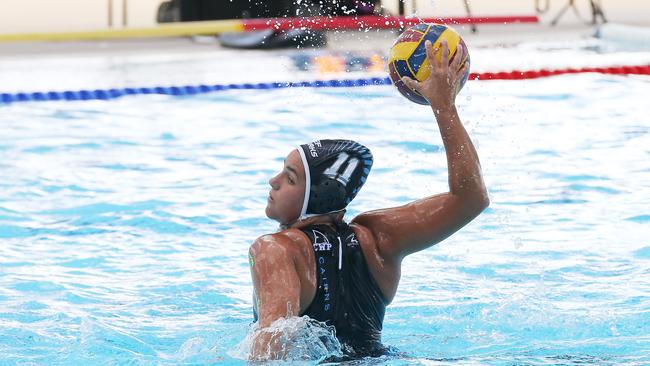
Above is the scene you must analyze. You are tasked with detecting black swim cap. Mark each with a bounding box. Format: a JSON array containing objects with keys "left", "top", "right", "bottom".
[{"left": 297, "top": 139, "right": 373, "bottom": 218}]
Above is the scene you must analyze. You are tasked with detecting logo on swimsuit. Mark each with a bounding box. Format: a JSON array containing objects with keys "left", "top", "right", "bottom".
[
  {"left": 346, "top": 233, "right": 359, "bottom": 247},
  {"left": 318, "top": 256, "right": 332, "bottom": 313},
  {"left": 312, "top": 230, "right": 332, "bottom": 251}
]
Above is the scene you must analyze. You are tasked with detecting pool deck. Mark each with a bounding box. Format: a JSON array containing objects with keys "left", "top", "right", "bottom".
[
  {"left": 2, "top": 22, "right": 649, "bottom": 95},
  {"left": 0, "top": 23, "right": 597, "bottom": 59}
]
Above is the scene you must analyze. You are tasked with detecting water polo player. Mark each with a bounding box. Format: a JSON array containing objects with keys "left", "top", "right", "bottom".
[{"left": 248, "top": 40, "right": 489, "bottom": 360}]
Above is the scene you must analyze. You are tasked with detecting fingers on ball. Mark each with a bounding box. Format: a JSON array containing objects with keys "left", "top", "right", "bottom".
[
  {"left": 457, "top": 63, "right": 468, "bottom": 76},
  {"left": 440, "top": 40, "right": 450, "bottom": 67},
  {"left": 450, "top": 51, "right": 460, "bottom": 69},
  {"left": 425, "top": 40, "right": 435, "bottom": 64},
  {"left": 401, "top": 76, "right": 420, "bottom": 91}
]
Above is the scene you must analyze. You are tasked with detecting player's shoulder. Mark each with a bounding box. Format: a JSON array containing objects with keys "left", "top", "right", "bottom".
[
  {"left": 350, "top": 208, "right": 390, "bottom": 238},
  {"left": 350, "top": 209, "right": 397, "bottom": 261},
  {"left": 250, "top": 229, "right": 310, "bottom": 257}
]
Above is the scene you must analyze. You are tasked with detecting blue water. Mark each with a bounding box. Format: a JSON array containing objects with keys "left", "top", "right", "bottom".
[{"left": 1, "top": 69, "right": 649, "bottom": 365}]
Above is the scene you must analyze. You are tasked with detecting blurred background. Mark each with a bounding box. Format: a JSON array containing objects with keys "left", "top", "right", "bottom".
[
  {"left": 1, "top": 1, "right": 649, "bottom": 365},
  {"left": 0, "top": 0, "right": 647, "bottom": 35}
]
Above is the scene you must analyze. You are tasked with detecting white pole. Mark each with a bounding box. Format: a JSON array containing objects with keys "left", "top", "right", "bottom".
[
  {"left": 108, "top": 0, "right": 113, "bottom": 28},
  {"left": 123, "top": 0, "right": 128, "bottom": 27}
]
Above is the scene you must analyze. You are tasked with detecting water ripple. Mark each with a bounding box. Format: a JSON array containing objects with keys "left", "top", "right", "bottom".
[{"left": 0, "top": 70, "right": 649, "bottom": 365}]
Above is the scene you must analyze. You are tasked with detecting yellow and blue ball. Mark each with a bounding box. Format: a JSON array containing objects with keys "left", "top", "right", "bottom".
[{"left": 388, "top": 23, "right": 471, "bottom": 105}]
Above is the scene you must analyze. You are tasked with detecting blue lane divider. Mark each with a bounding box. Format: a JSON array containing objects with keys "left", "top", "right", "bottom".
[{"left": 0, "top": 77, "right": 392, "bottom": 104}]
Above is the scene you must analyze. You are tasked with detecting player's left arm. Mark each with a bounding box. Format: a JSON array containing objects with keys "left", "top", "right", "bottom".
[{"left": 248, "top": 234, "right": 301, "bottom": 361}]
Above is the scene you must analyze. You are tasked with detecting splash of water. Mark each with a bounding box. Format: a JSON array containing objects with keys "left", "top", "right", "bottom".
[{"left": 230, "top": 316, "right": 343, "bottom": 362}]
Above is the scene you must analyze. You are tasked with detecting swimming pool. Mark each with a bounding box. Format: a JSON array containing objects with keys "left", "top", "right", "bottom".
[{"left": 1, "top": 35, "right": 649, "bottom": 365}]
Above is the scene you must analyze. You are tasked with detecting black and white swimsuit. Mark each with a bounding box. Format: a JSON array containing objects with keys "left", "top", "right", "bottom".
[
  {"left": 298, "top": 221, "right": 389, "bottom": 358},
  {"left": 252, "top": 221, "right": 390, "bottom": 358}
]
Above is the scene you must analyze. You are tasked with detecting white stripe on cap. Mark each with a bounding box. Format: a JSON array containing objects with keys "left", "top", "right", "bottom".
[{"left": 297, "top": 146, "right": 311, "bottom": 219}]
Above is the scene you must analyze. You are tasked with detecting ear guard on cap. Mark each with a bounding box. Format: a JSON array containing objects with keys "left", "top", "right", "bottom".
[{"left": 307, "top": 177, "right": 347, "bottom": 214}]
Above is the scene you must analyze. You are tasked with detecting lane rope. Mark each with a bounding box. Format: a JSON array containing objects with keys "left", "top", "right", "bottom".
[{"left": 1, "top": 64, "right": 649, "bottom": 104}]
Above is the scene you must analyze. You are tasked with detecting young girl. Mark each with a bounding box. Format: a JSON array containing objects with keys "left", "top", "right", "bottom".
[{"left": 249, "top": 40, "right": 489, "bottom": 360}]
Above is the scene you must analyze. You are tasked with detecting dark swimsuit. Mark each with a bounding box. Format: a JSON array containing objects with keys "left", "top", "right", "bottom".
[
  {"left": 299, "top": 221, "right": 389, "bottom": 358},
  {"left": 252, "top": 221, "right": 390, "bottom": 359}
]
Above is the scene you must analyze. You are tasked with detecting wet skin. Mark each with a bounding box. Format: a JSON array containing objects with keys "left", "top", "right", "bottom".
[{"left": 248, "top": 40, "right": 490, "bottom": 360}]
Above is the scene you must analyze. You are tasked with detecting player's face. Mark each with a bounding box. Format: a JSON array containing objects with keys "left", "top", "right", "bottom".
[{"left": 265, "top": 149, "right": 306, "bottom": 225}]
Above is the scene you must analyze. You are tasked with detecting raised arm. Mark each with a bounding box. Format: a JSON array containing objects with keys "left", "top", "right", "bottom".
[
  {"left": 353, "top": 39, "right": 489, "bottom": 261},
  {"left": 248, "top": 234, "right": 301, "bottom": 360}
]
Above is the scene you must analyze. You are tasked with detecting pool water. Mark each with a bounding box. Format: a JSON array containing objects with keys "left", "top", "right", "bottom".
[{"left": 1, "top": 40, "right": 650, "bottom": 365}]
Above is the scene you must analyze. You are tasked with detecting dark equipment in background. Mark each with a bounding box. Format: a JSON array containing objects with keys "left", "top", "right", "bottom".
[
  {"left": 158, "top": 0, "right": 380, "bottom": 49},
  {"left": 157, "top": 0, "right": 305, "bottom": 23},
  {"left": 179, "top": 0, "right": 298, "bottom": 20}
]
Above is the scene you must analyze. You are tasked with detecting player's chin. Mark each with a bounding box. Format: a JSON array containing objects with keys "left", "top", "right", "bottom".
[{"left": 265, "top": 205, "right": 276, "bottom": 221}]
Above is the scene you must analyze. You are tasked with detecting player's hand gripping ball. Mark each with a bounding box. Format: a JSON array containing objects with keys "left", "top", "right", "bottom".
[{"left": 388, "top": 23, "right": 470, "bottom": 105}]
